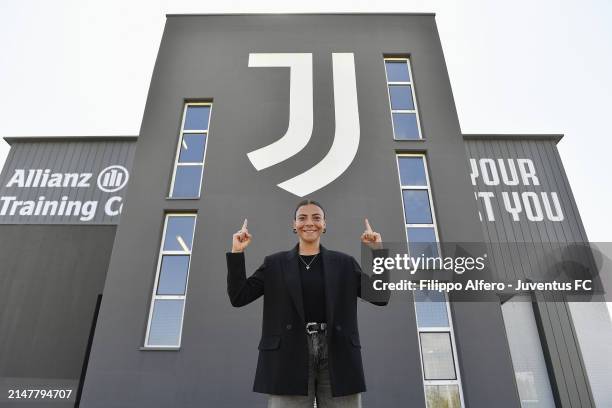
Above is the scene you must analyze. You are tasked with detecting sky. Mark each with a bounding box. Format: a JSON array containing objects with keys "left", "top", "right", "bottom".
[
  {"left": 0, "top": 2, "right": 610, "bottom": 243},
  {"left": 1, "top": 0, "right": 610, "bottom": 242}
]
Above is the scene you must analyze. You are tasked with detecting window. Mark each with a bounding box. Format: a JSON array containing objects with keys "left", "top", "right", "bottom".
[
  {"left": 397, "top": 155, "right": 439, "bottom": 258},
  {"left": 414, "top": 290, "right": 449, "bottom": 327},
  {"left": 144, "top": 214, "right": 197, "bottom": 348},
  {"left": 396, "top": 154, "right": 465, "bottom": 407},
  {"left": 384, "top": 58, "right": 422, "bottom": 140},
  {"left": 425, "top": 385, "right": 462, "bottom": 408},
  {"left": 420, "top": 332, "right": 456, "bottom": 380},
  {"left": 501, "top": 295, "right": 555, "bottom": 407},
  {"left": 169, "top": 103, "right": 212, "bottom": 198},
  {"left": 413, "top": 290, "right": 464, "bottom": 408}
]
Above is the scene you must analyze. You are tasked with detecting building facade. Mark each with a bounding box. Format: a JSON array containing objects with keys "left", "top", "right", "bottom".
[{"left": 0, "top": 14, "right": 609, "bottom": 408}]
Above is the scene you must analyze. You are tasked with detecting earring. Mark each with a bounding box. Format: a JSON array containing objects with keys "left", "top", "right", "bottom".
[
  {"left": 323, "top": 228, "right": 326, "bottom": 233},
  {"left": 292, "top": 228, "right": 297, "bottom": 233}
]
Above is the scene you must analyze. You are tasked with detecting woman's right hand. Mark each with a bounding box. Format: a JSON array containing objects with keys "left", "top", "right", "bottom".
[{"left": 231, "top": 219, "right": 252, "bottom": 253}]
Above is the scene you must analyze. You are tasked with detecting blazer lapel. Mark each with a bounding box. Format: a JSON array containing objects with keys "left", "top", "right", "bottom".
[
  {"left": 320, "top": 244, "right": 335, "bottom": 328},
  {"left": 283, "top": 243, "right": 305, "bottom": 323}
]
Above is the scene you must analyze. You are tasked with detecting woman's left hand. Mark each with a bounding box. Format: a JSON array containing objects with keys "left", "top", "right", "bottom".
[{"left": 361, "top": 218, "right": 382, "bottom": 249}]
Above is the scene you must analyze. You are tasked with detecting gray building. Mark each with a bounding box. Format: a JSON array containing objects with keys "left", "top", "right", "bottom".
[{"left": 0, "top": 14, "right": 609, "bottom": 408}]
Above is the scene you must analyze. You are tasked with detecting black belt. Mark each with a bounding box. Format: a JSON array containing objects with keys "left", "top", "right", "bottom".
[{"left": 306, "top": 322, "right": 327, "bottom": 335}]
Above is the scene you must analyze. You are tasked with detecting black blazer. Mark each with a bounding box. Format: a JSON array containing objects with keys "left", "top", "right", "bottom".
[{"left": 226, "top": 243, "right": 390, "bottom": 397}]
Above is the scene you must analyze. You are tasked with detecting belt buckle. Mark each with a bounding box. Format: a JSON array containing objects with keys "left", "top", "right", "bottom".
[{"left": 306, "top": 322, "right": 318, "bottom": 335}]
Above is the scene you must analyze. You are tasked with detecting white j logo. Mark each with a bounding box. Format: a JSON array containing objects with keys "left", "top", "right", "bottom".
[{"left": 247, "top": 53, "right": 360, "bottom": 197}]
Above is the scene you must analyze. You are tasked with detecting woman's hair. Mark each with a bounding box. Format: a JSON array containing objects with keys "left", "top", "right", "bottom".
[{"left": 293, "top": 199, "right": 326, "bottom": 220}]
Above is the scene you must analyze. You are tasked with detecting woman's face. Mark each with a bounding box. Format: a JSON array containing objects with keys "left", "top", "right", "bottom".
[{"left": 293, "top": 204, "right": 326, "bottom": 244}]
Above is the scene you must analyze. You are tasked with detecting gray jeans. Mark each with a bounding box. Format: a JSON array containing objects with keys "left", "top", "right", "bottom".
[{"left": 267, "top": 332, "right": 362, "bottom": 408}]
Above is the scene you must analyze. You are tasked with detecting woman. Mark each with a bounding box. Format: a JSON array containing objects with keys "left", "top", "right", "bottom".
[{"left": 226, "top": 199, "right": 390, "bottom": 408}]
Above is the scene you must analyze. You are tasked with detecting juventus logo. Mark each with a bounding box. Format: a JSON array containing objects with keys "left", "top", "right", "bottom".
[{"left": 247, "top": 53, "right": 360, "bottom": 197}]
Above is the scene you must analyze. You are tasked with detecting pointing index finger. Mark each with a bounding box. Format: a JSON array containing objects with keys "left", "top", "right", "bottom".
[
  {"left": 241, "top": 218, "right": 248, "bottom": 231},
  {"left": 365, "top": 218, "right": 373, "bottom": 233}
]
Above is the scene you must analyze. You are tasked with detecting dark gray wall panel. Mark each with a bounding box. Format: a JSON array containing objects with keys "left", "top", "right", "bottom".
[
  {"left": 465, "top": 137, "right": 596, "bottom": 408},
  {"left": 0, "top": 225, "right": 115, "bottom": 407}
]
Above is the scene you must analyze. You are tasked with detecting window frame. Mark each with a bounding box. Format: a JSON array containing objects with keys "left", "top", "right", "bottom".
[
  {"left": 501, "top": 294, "right": 557, "bottom": 406},
  {"left": 413, "top": 293, "right": 465, "bottom": 398},
  {"left": 143, "top": 213, "right": 197, "bottom": 349},
  {"left": 395, "top": 153, "right": 465, "bottom": 407},
  {"left": 168, "top": 102, "right": 213, "bottom": 199},
  {"left": 419, "top": 331, "right": 458, "bottom": 381},
  {"left": 396, "top": 154, "right": 441, "bottom": 254},
  {"left": 384, "top": 57, "right": 423, "bottom": 140}
]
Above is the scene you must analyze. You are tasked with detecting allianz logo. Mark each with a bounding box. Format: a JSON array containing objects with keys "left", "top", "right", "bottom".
[
  {"left": 247, "top": 53, "right": 359, "bottom": 197},
  {"left": 5, "top": 165, "right": 129, "bottom": 193}
]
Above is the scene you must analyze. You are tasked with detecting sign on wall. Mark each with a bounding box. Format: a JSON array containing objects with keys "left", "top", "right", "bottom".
[
  {"left": 469, "top": 157, "right": 564, "bottom": 222},
  {"left": 0, "top": 140, "right": 135, "bottom": 224}
]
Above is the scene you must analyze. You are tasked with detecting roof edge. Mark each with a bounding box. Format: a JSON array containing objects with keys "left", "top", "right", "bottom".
[
  {"left": 166, "top": 12, "right": 436, "bottom": 17},
  {"left": 462, "top": 134, "right": 564, "bottom": 144},
  {"left": 3, "top": 135, "right": 138, "bottom": 145}
]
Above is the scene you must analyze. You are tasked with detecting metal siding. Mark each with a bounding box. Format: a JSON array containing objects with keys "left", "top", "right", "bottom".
[
  {"left": 568, "top": 301, "right": 612, "bottom": 407},
  {"left": 544, "top": 142, "right": 611, "bottom": 406},
  {"left": 0, "top": 141, "right": 135, "bottom": 224},
  {"left": 465, "top": 138, "right": 597, "bottom": 408}
]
